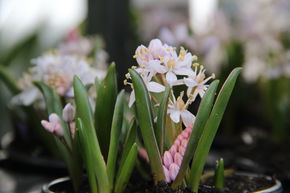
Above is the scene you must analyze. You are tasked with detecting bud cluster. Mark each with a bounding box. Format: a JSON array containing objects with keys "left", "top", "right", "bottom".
[{"left": 162, "top": 126, "right": 192, "bottom": 183}]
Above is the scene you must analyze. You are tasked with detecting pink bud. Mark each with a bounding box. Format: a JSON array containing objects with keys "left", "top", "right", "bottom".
[
  {"left": 177, "top": 135, "right": 183, "bottom": 141},
  {"left": 49, "top": 113, "right": 60, "bottom": 124},
  {"left": 181, "top": 139, "right": 188, "bottom": 147},
  {"left": 179, "top": 146, "right": 186, "bottom": 156},
  {"left": 181, "top": 130, "right": 189, "bottom": 139},
  {"left": 163, "top": 151, "right": 173, "bottom": 168},
  {"left": 169, "top": 144, "right": 177, "bottom": 157},
  {"left": 174, "top": 138, "right": 181, "bottom": 146},
  {"left": 163, "top": 166, "right": 171, "bottom": 183},
  {"left": 185, "top": 126, "right": 192, "bottom": 133},
  {"left": 62, "top": 103, "right": 75, "bottom": 122},
  {"left": 70, "top": 122, "right": 75, "bottom": 137},
  {"left": 174, "top": 152, "right": 183, "bottom": 166},
  {"left": 41, "top": 120, "right": 54, "bottom": 133},
  {"left": 169, "top": 163, "right": 180, "bottom": 181},
  {"left": 54, "top": 124, "right": 64, "bottom": 137},
  {"left": 138, "top": 147, "right": 149, "bottom": 162}
]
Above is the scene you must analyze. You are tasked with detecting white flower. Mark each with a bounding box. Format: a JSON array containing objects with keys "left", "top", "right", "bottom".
[
  {"left": 161, "top": 46, "right": 194, "bottom": 86},
  {"left": 167, "top": 92, "right": 195, "bottom": 127},
  {"left": 12, "top": 52, "right": 105, "bottom": 106},
  {"left": 128, "top": 72, "right": 165, "bottom": 107},
  {"left": 184, "top": 65, "right": 214, "bottom": 101}
]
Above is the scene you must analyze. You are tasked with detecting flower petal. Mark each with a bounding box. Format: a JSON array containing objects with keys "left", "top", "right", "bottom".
[
  {"left": 169, "top": 110, "right": 181, "bottom": 123},
  {"left": 181, "top": 110, "right": 195, "bottom": 127},
  {"left": 166, "top": 71, "right": 178, "bottom": 85},
  {"left": 147, "top": 81, "right": 165, "bottom": 93}
]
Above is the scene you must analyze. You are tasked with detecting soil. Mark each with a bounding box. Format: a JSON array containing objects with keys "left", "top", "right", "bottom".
[
  {"left": 211, "top": 130, "right": 290, "bottom": 190},
  {"left": 199, "top": 172, "right": 276, "bottom": 193}
]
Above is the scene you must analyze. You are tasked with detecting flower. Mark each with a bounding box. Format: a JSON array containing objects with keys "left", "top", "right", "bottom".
[
  {"left": 184, "top": 64, "right": 215, "bottom": 101},
  {"left": 162, "top": 126, "right": 192, "bottom": 182},
  {"left": 127, "top": 71, "right": 165, "bottom": 107},
  {"left": 12, "top": 52, "right": 105, "bottom": 106},
  {"left": 167, "top": 92, "right": 195, "bottom": 127}
]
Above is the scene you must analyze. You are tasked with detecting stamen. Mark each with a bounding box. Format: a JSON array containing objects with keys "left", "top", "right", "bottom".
[
  {"left": 131, "top": 66, "right": 137, "bottom": 69},
  {"left": 192, "top": 63, "right": 199, "bottom": 67}
]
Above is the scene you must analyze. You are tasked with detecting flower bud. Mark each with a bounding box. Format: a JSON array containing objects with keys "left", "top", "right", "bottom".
[
  {"left": 70, "top": 122, "right": 75, "bottom": 138},
  {"left": 49, "top": 113, "right": 60, "bottom": 124},
  {"left": 169, "top": 163, "right": 180, "bottom": 181},
  {"left": 62, "top": 103, "right": 75, "bottom": 122},
  {"left": 181, "top": 139, "right": 188, "bottom": 147},
  {"left": 181, "top": 130, "right": 189, "bottom": 139},
  {"left": 54, "top": 124, "right": 64, "bottom": 137},
  {"left": 163, "top": 166, "right": 171, "bottom": 183},
  {"left": 174, "top": 138, "right": 181, "bottom": 146},
  {"left": 174, "top": 152, "right": 183, "bottom": 166},
  {"left": 178, "top": 146, "right": 186, "bottom": 156},
  {"left": 138, "top": 147, "right": 149, "bottom": 162},
  {"left": 163, "top": 151, "right": 173, "bottom": 168},
  {"left": 169, "top": 144, "right": 177, "bottom": 157},
  {"left": 41, "top": 120, "right": 54, "bottom": 133}
]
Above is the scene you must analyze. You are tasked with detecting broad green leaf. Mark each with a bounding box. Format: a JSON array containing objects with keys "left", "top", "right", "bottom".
[
  {"left": 76, "top": 119, "right": 98, "bottom": 193},
  {"left": 214, "top": 158, "right": 224, "bottom": 189},
  {"left": 118, "top": 118, "right": 137, "bottom": 177},
  {"left": 189, "top": 68, "right": 242, "bottom": 192},
  {"left": 114, "top": 143, "right": 138, "bottom": 193},
  {"left": 73, "top": 76, "right": 110, "bottom": 193},
  {"left": 95, "top": 62, "right": 117, "bottom": 157},
  {"left": 107, "top": 90, "right": 125, "bottom": 187},
  {"left": 129, "top": 69, "right": 165, "bottom": 182},
  {"left": 156, "top": 84, "right": 171, "bottom": 154},
  {"left": 0, "top": 67, "right": 21, "bottom": 94},
  {"left": 172, "top": 80, "right": 219, "bottom": 187}
]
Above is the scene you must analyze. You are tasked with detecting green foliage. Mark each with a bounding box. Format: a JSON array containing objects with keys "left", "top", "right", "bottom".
[
  {"left": 95, "top": 62, "right": 118, "bottom": 157},
  {"left": 129, "top": 69, "right": 166, "bottom": 183},
  {"left": 189, "top": 68, "right": 241, "bottom": 192},
  {"left": 214, "top": 158, "right": 224, "bottom": 189}
]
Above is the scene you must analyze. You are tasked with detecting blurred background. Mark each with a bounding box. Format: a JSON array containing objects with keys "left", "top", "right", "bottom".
[{"left": 0, "top": 0, "right": 289, "bottom": 192}]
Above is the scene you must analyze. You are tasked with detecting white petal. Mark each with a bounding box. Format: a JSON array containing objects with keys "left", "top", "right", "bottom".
[
  {"left": 147, "top": 82, "right": 165, "bottom": 93},
  {"left": 181, "top": 110, "right": 195, "bottom": 127},
  {"left": 149, "top": 60, "right": 167, "bottom": 74},
  {"left": 11, "top": 88, "right": 40, "bottom": 106},
  {"left": 184, "top": 78, "right": 197, "bottom": 87},
  {"left": 169, "top": 110, "right": 181, "bottom": 123},
  {"left": 166, "top": 71, "right": 178, "bottom": 84},
  {"left": 174, "top": 67, "right": 193, "bottom": 76},
  {"left": 129, "top": 91, "right": 135, "bottom": 107}
]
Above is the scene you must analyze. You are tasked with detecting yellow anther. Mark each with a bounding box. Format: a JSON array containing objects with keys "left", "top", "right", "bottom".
[
  {"left": 131, "top": 66, "right": 137, "bottom": 69},
  {"left": 140, "top": 65, "right": 146, "bottom": 69},
  {"left": 160, "top": 57, "right": 164, "bottom": 61},
  {"left": 179, "top": 47, "right": 187, "bottom": 56},
  {"left": 200, "top": 65, "right": 204, "bottom": 70},
  {"left": 123, "top": 80, "right": 127, "bottom": 85},
  {"left": 192, "top": 55, "right": 198, "bottom": 61},
  {"left": 177, "top": 96, "right": 185, "bottom": 109},
  {"left": 167, "top": 60, "right": 175, "bottom": 68},
  {"left": 192, "top": 63, "right": 200, "bottom": 67},
  {"left": 125, "top": 73, "right": 130, "bottom": 79},
  {"left": 130, "top": 84, "right": 134, "bottom": 89},
  {"left": 133, "top": 54, "right": 137, "bottom": 58},
  {"left": 211, "top": 73, "right": 216, "bottom": 79}
]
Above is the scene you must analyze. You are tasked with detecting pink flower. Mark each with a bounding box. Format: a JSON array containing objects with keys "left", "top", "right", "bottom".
[{"left": 41, "top": 113, "right": 64, "bottom": 137}]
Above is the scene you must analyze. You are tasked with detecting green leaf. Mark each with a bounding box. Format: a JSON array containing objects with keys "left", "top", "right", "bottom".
[
  {"left": 156, "top": 84, "right": 171, "bottom": 154},
  {"left": 114, "top": 143, "right": 138, "bottom": 193},
  {"left": 118, "top": 118, "right": 137, "bottom": 177},
  {"left": 214, "top": 158, "right": 224, "bottom": 189},
  {"left": 129, "top": 69, "right": 165, "bottom": 182},
  {"left": 76, "top": 119, "right": 98, "bottom": 193},
  {"left": 107, "top": 90, "right": 125, "bottom": 187},
  {"left": 0, "top": 66, "right": 21, "bottom": 94},
  {"left": 189, "top": 68, "right": 242, "bottom": 192},
  {"left": 73, "top": 76, "right": 110, "bottom": 193},
  {"left": 172, "top": 80, "right": 219, "bottom": 187},
  {"left": 95, "top": 62, "right": 118, "bottom": 157}
]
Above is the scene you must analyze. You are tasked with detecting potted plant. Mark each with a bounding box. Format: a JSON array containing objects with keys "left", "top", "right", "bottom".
[{"left": 124, "top": 39, "right": 282, "bottom": 192}]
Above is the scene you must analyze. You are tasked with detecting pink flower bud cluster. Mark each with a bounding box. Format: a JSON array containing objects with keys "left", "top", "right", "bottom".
[
  {"left": 41, "top": 113, "right": 64, "bottom": 137},
  {"left": 162, "top": 126, "right": 192, "bottom": 183}
]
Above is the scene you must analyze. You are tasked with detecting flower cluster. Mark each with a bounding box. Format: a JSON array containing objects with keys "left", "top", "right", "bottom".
[
  {"left": 12, "top": 32, "right": 108, "bottom": 107},
  {"left": 162, "top": 126, "right": 192, "bottom": 182},
  {"left": 125, "top": 39, "right": 214, "bottom": 127}
]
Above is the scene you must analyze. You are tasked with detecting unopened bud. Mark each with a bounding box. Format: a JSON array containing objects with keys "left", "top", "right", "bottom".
[
  {"left": 54, "top": 124, "right": 64, "bottom": 137},
  {"left": 41, "top": 120, "right": 54, "bottom": 133},
  {"left": 163, "top": 151, "right": 173, "bottom": 168},
  {"left": 163, "top": 166, "right": 171, "bottom": 183},
  {"left": 169, "top": 144, "right": 177, "bottom": 157},
  {"left": 169, "top": 163, "right": 180, "bottom": 181},
  {"left": 49, "top": 113, "right": 60, "bottom": 124},
  {"left": 62, "top": 103, "right": 75, "bottom": 122},
  {"left": 174, "top": 152, "right": 183, "bottom": 166}
]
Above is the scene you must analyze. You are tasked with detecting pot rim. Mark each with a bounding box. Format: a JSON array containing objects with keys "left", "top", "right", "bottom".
[{"left": 42, "top": 177, "right": 70, "bottom": 193}]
